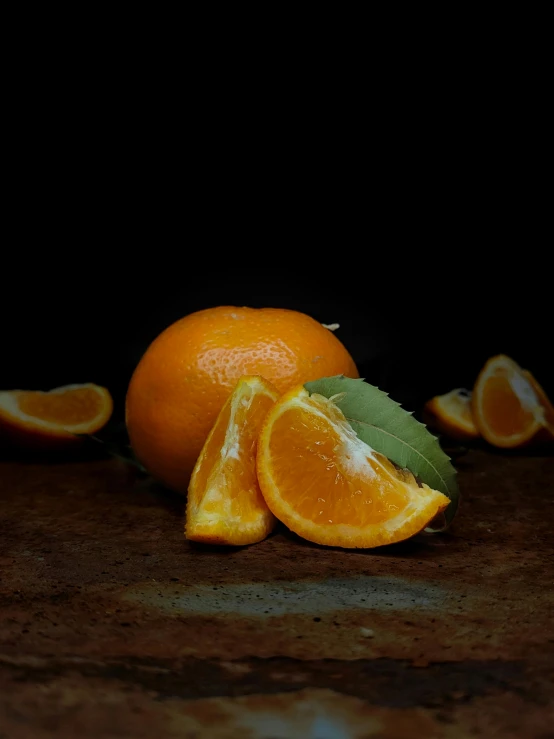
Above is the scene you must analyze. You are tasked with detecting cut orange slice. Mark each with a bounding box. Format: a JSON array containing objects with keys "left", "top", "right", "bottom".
[
  {"left": 423, "top": 388, "right": 480, "bottom": 441},
  {"left": 256, "top": 386, "right": 450, "bottom": 549},
  {"left": 523, "top": 370, "right": 554, "bottom": 438},
  {"left": 186, "top": 376, "right": 280, "bottom": 546},
  {"left": 0, "top": 383, "right": 113, "bottom": 449},
  {"left": 472, "top": 354, "right": 554, "bottom": 448}
]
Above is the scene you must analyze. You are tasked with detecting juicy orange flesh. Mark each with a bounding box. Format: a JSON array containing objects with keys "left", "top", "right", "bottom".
[
  {"left": 18, "top": 388, "right": 104, "bottom": 425},
  {"left": 191, "top": 389, "right": 276, "bottom": 522},
  {"left": 268, "top": 406, "right": 410, "bottom": 526},
  {"left": 481, "top": 374, "right": 536, "bottom": 437},
  {"left": 191, "top": 400, "right": 233, "bottom": 501}
]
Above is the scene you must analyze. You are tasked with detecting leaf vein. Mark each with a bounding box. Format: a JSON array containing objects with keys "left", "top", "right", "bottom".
[{"left": 348, "top": 418, "right": 451, "bottom": 492}]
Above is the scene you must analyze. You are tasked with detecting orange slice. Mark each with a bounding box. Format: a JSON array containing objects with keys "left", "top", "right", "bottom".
[
  {"left": 186, "top": 375, "right": 280, "bottom": 546},
  {"left": 423, "top": 388, "right": 480, "bottom": 441},
  {"left": 256, "top": 386, "right": 450, "bottom": 549},
  {"left": 523, "top": 370, "right": 554, "bottom": 438},
  {"left": 0, "top": 383, "right": 113, "bottom": 449},
  {"left": 472, "top": 354, "right": 554, "bottom": 448}
]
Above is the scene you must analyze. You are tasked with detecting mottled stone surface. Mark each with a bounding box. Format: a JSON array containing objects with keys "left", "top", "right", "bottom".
[{"left": 1, "top": 448, "right": 553, "bottom": 737}]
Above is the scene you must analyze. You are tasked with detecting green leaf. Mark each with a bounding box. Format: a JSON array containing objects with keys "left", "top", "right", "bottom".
[{"left": 304, "top": 376, "right": 459, "bottom": 531}]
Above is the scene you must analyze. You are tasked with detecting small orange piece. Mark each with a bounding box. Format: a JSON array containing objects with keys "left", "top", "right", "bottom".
[
  {"left": 423, "top": 388, "right": 480, "bottom": 441},
  {"left": 256, "top": 386, "right": 450, "bottom": 549},
  {"left": 523, "top": 370, "right": 554, "bottom": 437},
  {"left": 126, "top": 306, "right": 359, "bottom": 493},
  {"left": 186, "top": 376, "right": 280, "bottom": 546},
  {"left": 0, "top": 384, "right": 113, "bottom": 449},
  {"left": 472, "top": 355, "right": 554, "bottom": 448}
]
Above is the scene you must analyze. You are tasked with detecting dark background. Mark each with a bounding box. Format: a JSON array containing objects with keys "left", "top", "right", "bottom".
[
  {"left": 3, "top": 41, "right": 550, "bottom": 426},
  {"left": 1, "top": 247, "right": 550, "bottom": 423}
]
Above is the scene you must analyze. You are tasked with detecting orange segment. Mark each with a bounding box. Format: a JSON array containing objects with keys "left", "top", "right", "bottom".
[
  {"left": 423, "top": 388, "right": 480, "bottom": 441},
  {"left": 256, "top": 386, "right": 450, "bottom": 549},
  {"left": 472, "top": 355, "right": 554, "bottom": 447},
  {"left": 186, "top": 376, "right": 280, "bottom": 546},
  {"left": 523, "top": 370, "right": 554, "bottom": 437},
  {"left": 0, "top": 384, "right": 113, "bottom": 449}
]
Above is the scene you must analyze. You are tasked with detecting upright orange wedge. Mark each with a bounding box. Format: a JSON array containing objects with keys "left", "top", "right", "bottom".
[
  {"left": 524, "top": 370, "right": 554, "bottom": 435},
  {"left": 256, "top": 386, "right": 450, "bottom": 549},
  {"left": 0, "top": 384, "right": 113, "bottom": 449},
  {"left": 186, "top": 376, "right": 280, "bottom": 546},
  {"left": 423, "top": 388, "right": 480, "bottom": 441},
  {"left": 472, "top": 355, "right": 554, "bottom": 448}
]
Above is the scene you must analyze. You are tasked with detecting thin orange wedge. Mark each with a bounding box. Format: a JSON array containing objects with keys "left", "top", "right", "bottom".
[
  {"left": 256, "top": 386, "right": 450, "bottom": 549},
  {"left": 0, "top": 383, "right": 113, "bottom": 449},
  {"left": 472, "top": 354, "right": 554, "bottom": 448},
  {"left": 523, "top": 370, "right": 554, "bottom": 437},
  {"left": 423, "top": 388, "right": 480, "bottom": 441},
  {"left": 186, "top": 376, "right": 280, "bottom": 546}
]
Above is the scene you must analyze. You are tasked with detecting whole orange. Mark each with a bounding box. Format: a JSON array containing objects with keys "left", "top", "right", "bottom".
[{"left": 126, "top": 306, "right": 359, "bottom": 492}]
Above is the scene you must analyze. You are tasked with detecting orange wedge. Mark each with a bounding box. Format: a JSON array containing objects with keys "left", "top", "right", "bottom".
[
  {"left": 256, "top": 386, "right": 450, "bottom": 549},
  {"left": 423, "top": 388, "right": 480, "bottom": 441},
  {"left": 472, "top": 355, "right": 554, "bottom": 448},
  {"left": 186, "top": 376, "right": 280, "bottom": 546},
  {"left": 523, "top": 370, "right": 554, "bottom": 435},
  {"left": 0, "top": 383, "right": 113, "bottom": 449}
]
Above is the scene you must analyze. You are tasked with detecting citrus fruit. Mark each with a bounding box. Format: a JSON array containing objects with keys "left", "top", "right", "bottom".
[
  {"left": 126, "top": 306, "right": 359, "bottom": 493},
  {"left": 256, "top": 385, "right": 450, "bottom": 548},
  {"left": 0, "top": 384, "right": 113, "bottom": 449},
  {"left": 423, "top": 388, "right": 480, "bottom": 441},
  {"left": 186, "top": 375, "right": 279, "bottom": 546},
  {"left": 472, "top": 354, "right": 554, "bottom": 448},
  {"left": 523, "top": 370, "right": 554, "bottom": 435}
]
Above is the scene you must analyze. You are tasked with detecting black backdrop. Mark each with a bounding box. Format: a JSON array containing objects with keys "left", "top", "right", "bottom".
[
  {"left": 2, "top": 249, "right": 550, "bottom": 423},
  {"left": 3, "top": 53, "right": 550, "bottom": 424}
]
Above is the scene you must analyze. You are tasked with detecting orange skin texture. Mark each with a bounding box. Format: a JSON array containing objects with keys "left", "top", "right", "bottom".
[{"left": 125, "top": 306, "right": 359, "bottom": 493}]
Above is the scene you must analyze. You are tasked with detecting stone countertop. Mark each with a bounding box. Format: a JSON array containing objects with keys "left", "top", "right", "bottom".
[{"left": 1, "top": 448, "right": 553, "bottom": 738}]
